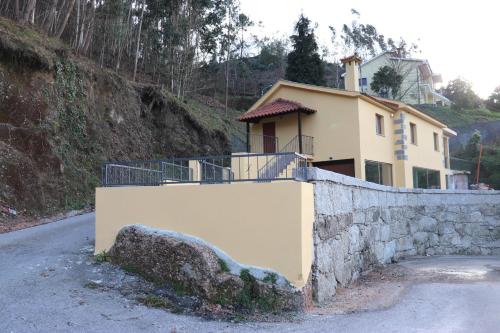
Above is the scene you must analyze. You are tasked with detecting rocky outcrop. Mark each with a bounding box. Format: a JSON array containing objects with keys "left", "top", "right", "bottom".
[
  {"left": 309, "top": 168, "right": 500, "bottom": 303},
  {"left": 109, "top": 225, "right": 306, "bottom": 312}
]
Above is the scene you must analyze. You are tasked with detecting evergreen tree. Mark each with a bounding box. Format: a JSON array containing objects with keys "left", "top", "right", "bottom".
[
  {"left": 370, "top": 65, "right": 403, "bottom": 99},
  {"left": 486, "top": 86, "right": 500, "bottom": 112},
  {"left": 285, "top": 14, "right": 325, "bottom": 85}
]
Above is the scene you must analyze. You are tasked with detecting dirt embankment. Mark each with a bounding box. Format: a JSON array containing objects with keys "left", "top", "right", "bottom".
[{"left": 0, "top": 18, "right": 230, "bottom": 225}]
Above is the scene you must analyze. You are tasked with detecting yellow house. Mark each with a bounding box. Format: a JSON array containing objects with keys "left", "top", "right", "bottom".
[{"left": 237, "top": 55, "right": 457, "bottom": 189}]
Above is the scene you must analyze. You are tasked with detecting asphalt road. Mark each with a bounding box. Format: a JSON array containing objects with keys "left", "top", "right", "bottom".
[{"left": 1, "top": 213, "right": 500, "bottom": 333}]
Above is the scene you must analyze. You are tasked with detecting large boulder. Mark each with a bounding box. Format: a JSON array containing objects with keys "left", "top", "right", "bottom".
[{"left": 109, "top": 225, "right": 306, "bottom": 312}]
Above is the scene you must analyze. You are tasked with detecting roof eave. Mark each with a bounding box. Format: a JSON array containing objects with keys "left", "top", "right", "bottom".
[{"left": 237, "top": 107, "right": 315, "bottom": 123}]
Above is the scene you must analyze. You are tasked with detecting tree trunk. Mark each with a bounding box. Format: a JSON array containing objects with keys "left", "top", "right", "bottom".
[
  {"left": 73, "top": 0, "right": 79, "bottom": 49},
  {"left": 14, "top": 0, "right": 20, "bottom": 20},
  {"left": 82, "top": 0, "right": 96, "bottom": 54},
  {"left": 56, "top": 0, "right": 76, "bottom": 38},
  {"left": 133, "top": 0, "right": 146, "bottom": 82},
  {"left": 23, "top": 0, "right": 36, "bottom": 23},
  {"left": 225, "top": 55, "right": 229, "bottom": 115},
  {"left": 115, "top": 0, "right": 133, "bottom": 72}
]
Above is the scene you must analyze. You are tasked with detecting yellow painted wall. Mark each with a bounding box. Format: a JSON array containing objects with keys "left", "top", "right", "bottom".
[
  {"left": 95, "top": 181, "right": 315, "bottom": 288},
  {"left": 247, "top": 82, "right": 450, "bottom": 189},
  {"left": 357, "top": 99, "right": 396, "bottom": 182},
  {"left": 250, "top": 86, "right": 362, "bottom": 176},
  {"left": 404, "top": 112, "right": 447, "bottom": 189}
]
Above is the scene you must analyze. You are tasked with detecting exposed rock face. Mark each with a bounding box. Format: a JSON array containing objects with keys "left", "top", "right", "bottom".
[
  {"left": 0, "top": 18, "right": 230, "bottom": 218},
  {"left": 309, "top": 168, "right": 500, "bottom": 304},
  {"left": 109, "top": 225, "right": 306, "bottom": 312}
]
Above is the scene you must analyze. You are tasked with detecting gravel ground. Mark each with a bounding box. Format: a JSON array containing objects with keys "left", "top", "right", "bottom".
[{"left": 1, "top": 213, "right": 500, "bottom": 333}]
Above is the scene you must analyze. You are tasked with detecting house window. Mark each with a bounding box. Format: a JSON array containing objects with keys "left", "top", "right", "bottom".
[
  {"left": 359, "top": 77, "right": 368, "bottom": 87},
  {"left": 433, "top": 132, "right": 439, "bottom": 151},
  {"left": 375, "top": 114, "right": 384, "bottom": 136},
  {"left": 413, "top": 167, "right": 441, "bottom": 189},
  {"left": 365, "top": 160, "right": 393, "bottom": 186},
  {"left": 410, "top": 123, "right": 417, "bottom": 144}
]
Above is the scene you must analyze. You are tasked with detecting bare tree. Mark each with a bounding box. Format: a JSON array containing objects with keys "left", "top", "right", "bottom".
[{"left": 133, "top": 0, "right": 145, "bottom": 82}]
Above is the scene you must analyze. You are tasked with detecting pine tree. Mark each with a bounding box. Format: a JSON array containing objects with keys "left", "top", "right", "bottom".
[{"left": 285, "top": 14, "right": 325, "bottom": 85}]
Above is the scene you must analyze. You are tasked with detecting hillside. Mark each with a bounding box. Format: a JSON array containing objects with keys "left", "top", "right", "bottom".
[
  {"left": 416, "top": 105, "right": 500, "bottom": 147},
  {"left": 0, "top": 18, "right": 243, "bottom": 222},
  {"left": 416, "top": 105, "right": 500, "bottom": 189}
]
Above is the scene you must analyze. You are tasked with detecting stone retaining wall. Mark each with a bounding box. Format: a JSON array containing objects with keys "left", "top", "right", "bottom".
[{"left": 307, "top": 168, "right": 500, "bottom": 303}]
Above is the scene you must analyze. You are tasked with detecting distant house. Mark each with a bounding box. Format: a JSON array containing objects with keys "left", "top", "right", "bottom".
[
  {"left": 359, "top": 51, "right": 451, "bottom": 106},
  {"left": 237, "top": 55, "right": 457, "bottom": 189}
]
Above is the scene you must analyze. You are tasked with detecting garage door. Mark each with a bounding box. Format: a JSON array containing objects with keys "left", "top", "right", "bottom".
[{"left": 312, "top": 159, "right": 355, "bottom": 177}]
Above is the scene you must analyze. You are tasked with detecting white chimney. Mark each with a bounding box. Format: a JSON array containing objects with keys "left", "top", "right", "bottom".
[{"left": 341, "top": 54, "right": 362, "bottom": 92}]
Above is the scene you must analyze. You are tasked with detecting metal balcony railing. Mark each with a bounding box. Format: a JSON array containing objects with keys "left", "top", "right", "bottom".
[
  {"left": 278, "top": 135, "right": 314, "bottom": 155},
  {"left": 248, "top": 134, "right": 314, "bottom": 155},
  {"left": 248, "top": 134, "right": 279, "bottom": 154},
  {"left": 101, "top": 152, "right": 308, "bottom": 187}
]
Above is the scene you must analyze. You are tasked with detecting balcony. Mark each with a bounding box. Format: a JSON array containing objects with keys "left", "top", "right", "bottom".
[
  {"left": 248, "top": 134, "right": 314, "bottom": 156},
  {"left": 101, "top": 152, "right": 309, "bottom": 186}
]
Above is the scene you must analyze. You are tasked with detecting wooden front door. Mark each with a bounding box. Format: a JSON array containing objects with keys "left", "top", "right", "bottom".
[{"left": 262, "top": 122, "right": 276, "bottom": 153}]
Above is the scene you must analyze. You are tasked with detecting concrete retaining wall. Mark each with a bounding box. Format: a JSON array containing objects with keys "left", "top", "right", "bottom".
[
  {"left": 308, "top": 168, "right": 500, "bottom": 303},
  {"left": 95, "top": 181, "right": 314, "bottom": 289}
]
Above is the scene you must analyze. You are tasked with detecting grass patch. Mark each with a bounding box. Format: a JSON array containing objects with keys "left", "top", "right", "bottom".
[
  {"left": 237, "top": 269, "right": 258, "bottom": 310},
  {"left": 184, "top": 96, "right": 246, "bottom": 151},
  {"left": 84, "top": 281, "right": 99, "bottom": 289},
  {"left": 416, "top": 105, "right": 500, "bottom": 129},
  {"left": 138, "top": 295, "right": 183, "bottom": 313},
  {"left": 122, "top": 265, "right": 142, "bottom": 275},
  {"left": 262, "top": 272, "right": 278, "bottom": 285},
  {"left": 218, "top": 258, "right": 230, "bottom": 273},
  {"left": 94, "top": 251, "right": 111, "bottom": 263},
  {"left": 231, "top": 313, "right": 247, "bottom": 322},
  {"left": 237, "top": 269, "right": 282, "bottom": 313},
  {"left": 170, "top": 280, "right": 191, "bottom": 296}
]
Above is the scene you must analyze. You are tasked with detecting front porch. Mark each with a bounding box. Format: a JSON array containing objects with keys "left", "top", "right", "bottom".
[{"left": 238, "top": 98, "right": 316, "bottom": 156}]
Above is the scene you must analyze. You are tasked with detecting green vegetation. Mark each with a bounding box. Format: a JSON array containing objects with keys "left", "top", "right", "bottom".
[
  {"left": 237, "top": 269, "right": 281, "bottom": 313},
  {"left": 371, "top": 66, "right": 403, "bottom": 99},
  {"left": 486, "top": 86, "right": 500, "bottom": 113},
  {"left": 416, "top": 105, "right": 500, "bottom": 129},
  {"left": 138, "top": 295, "right": 183, "bottom": 313},
  {"left": 218, "top": 258, "right": 230, "bottom": 273},
  {"left": 286, "top": 14, "right": 325, "bottom": 85},
  {"left": 84, "top": 281, "right": 99, "bottom": 289},
  {"left": 416, "top": 105, "right": 500, "bottom": 189},
  {"left": 122, "top": 265, "right": 142, "bottom": 275},
  {"left": 184, "top": 96, "right": 246, "bottom": 151},
  {"left": 170, "top": 280, "right": 191, "bottom": 296},
  {"left": 452, "top": 131, "right": 500, "bottom": 189},
  {"left": 262, "top": 272, "right": 278, "bottom": 285},
  {"left": 94, "top": 251, "right": 111, "bottom": 263},
  {"left": 48, "top": 59, "right": 101, "bottom": 211},
  {"left": 440, "top": 78, "right": 483, "bottom": 110}
]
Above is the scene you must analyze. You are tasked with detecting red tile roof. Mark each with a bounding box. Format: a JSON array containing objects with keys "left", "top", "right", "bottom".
[{"left": 237, "top": 98, "right": 316, "bottom": 122}]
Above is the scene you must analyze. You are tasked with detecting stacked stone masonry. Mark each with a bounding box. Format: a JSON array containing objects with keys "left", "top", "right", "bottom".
[{"left": 307, "top": 168, "right": 500, "bottom": 303}]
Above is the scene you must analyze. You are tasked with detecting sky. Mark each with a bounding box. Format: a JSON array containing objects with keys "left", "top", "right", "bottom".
[{"left": 240, "top": 0, "right": 499, "bottom": 98}]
